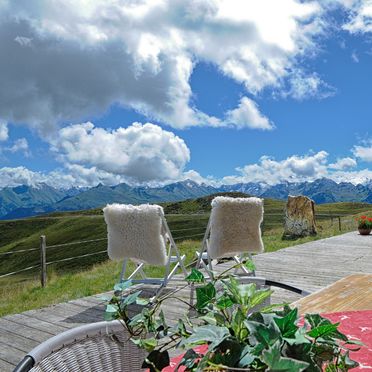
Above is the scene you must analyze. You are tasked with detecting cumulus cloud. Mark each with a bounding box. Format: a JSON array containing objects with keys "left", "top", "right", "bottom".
[
  {"left": 329, "top": 157, "right": 357, "bottom": 170},
  {"left": 222, "top": 151, "right": 329, "bottom": 185},
  {"left": 0, "top": 0, "right": 326, "bottom": 134},
  {"left": 0, "top": 121, "right": 8, "bottom": 141},
  {"left": 51, "top": 122, "right": 190, "bottom": 183},
  {"left": 0, "top": 147, "right": 370, "bottom": 188},
  {"left": 224, "top": 97, "right": 274, "bottom": 130},
  {"left": 0, "top": 166, "right": 44, "bottom": 188},
  {"left": 328, "top": 169, "right": 372, "bottom": 184},
  {"left": 353, "top": 142, "right": 372, "bottom": 162}
]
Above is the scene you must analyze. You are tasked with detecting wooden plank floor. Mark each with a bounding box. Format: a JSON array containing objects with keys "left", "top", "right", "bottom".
[{"left": 1, "top": 231, "right": 372, "bottom": 371}]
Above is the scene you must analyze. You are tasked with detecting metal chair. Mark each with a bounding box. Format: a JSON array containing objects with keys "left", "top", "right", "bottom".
[
  {"left": 103, "top": 203, "right": 188, "bottom": 295},
  {"left": 196, "top": 196, "right": 310, "bottom": 296}
]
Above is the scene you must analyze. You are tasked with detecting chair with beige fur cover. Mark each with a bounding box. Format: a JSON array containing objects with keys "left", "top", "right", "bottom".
[
  {"left": 103, "top": 203, "right": 187, "bottom": 293},
  {"left": 196, "top": 196, "right": 310, "bottom": 296}
]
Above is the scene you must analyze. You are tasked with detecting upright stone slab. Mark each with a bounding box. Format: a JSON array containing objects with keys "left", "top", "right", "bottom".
[{"left": 283, "top": 195, "right": 317, "bottom": 239}]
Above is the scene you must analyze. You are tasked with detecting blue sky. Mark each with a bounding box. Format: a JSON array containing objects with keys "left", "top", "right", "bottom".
[{"left": 1, "top": 1, "right": 372, "bottom": 188}]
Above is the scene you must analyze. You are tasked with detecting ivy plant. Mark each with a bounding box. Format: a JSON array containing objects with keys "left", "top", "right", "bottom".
[{"left": 105, "top": 264, "right": 361, "bottom": 371}]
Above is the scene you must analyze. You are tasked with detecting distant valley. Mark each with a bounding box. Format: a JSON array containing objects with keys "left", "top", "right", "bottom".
[{"left": 0, "top": 178, "right": 371, "bottom": 219}]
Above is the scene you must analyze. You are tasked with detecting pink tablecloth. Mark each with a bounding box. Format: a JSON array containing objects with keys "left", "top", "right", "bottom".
[{"left": 163, "top": 310, "right": 372, "bottom": 371}]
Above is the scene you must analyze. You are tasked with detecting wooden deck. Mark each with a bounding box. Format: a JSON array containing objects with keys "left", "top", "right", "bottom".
[{"left": 1, "top": 231, "right": 372, "bottom": 371}]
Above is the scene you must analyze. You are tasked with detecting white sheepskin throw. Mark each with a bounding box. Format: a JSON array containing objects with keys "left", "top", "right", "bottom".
[
  {"left": 208, "top": 196, "right": 264, "bottom": 259},
  {"left": 103, "top": 203, "right": 168, "bottom": 266}
]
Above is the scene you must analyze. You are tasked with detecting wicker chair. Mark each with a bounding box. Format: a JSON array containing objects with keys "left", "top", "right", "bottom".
[{"left": 13, "top": 320, "right": 147, "bottom": 372}]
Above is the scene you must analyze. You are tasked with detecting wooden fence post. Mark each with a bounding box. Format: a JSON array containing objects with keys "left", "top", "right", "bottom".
[
  {"left": 40, "top": 235, "right": 47, "bottom": 287},
  {"left": 338, "top": 216, "right": 341, "bottom": 232}
]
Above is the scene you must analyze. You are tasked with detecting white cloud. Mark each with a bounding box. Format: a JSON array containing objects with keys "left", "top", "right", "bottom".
[
  {"left": 222, "top": 151, "right": 329, "bottom": 185},
  {"left": 0, "top": 0, "right": 326, "bottom": 134},
  {"left": 353, "top": 143, "right": 372, "bottom": 162},
  {"left": 0, "top": 166, "right": 44, "bottom": 188},
  {"left": 329, "top": 157, "right": 357, "bottom": 170},
  {"left": 283, "top": 71, "right": 336, "bottom": 100},
  {"left": 0, "top": 147, "right": 371, "bottom": 188},
  {"left": 51, "top": 122, "right": 190, "bottom": 183},
  {"left": 0, "top": 121, "right": 8, "bottom": 141},
  {"left": 6, "top": 138, "right": 30, "bottom": 156},
  {"left": 329, "top": 168, "right": 372, "bottom": 185},
  {"left": 224, "top": 97, "right": 274, "bottom": 130},
  {"left": 342, "top": 0, "right": 372, "bottom": 34}
]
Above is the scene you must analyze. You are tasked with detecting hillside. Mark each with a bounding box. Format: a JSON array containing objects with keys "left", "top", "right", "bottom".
[
  {"left": 1, "top": 193, "right": 370, "bottom": 280},
  {"left": 1, "top": 178, "right": 372, "bottom": 219},
  {"left": 0, "top": 193, "right": 371, "bottom": 316}
]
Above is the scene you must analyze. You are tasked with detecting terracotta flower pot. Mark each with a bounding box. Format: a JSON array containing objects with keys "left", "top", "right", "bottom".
[{"left": 358, "top": 228, "right": 371, "bottom": 235}]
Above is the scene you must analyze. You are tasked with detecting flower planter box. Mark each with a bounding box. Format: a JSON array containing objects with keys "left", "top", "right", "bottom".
[{"left": 358, "top": 228, "right": 371, "bottom": 235}]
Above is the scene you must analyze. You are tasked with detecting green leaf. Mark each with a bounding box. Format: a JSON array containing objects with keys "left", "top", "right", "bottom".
[
  {"left": 180, "top": 325, "right": 230, "bottom": 350},
  {"left": 244, "top": 319, "right": 281, "bottom": 349},
  {"left": 307, "top": 323, "right": 339, "bottom": 339},
  {"left": 262, "top": 340, "right": 309, "bottom": 372},
  {"left": 231, "top": 307, "right": 249, "bottom": 341},
  {"left": 337, "top": 350, "right": 359, "bottom": 370},
  {"left": 274, "top": 307, "right": 299, "bottom": 338},
  {"left": 216, "top": 294, "right": 234, "bottom": 309},
  {"left": 121, "top": 290, "right": 142, "bottom": 306},
  {"left": 196, "top": 282, "right": 216, "bottom": 310},
  {"left": 250, "top": 288, "right": 273, "bottom": 309},
  {"left": 200, "top": 312, "right": 217, "bottom": 325},
  {"left": 238, "top": 283, "right": 256, "bottom": 304},
  {"left": 131, "top": 337, "right": 157, "bottom": 352},
  {"left": 104, "top": 304, "right": 118, "bottom": 321},
  {"left": 136, "top": 297, "right": 150, "bottom": 306},
  {"left": 142, "top": 350, "right": 170, "bottom": 372},
  {"left": 305, "top": 313, "right": 348, "bottom": 341},
  {"left": 154, "top": 309, "right": 168, "bottom": 337},
  {"left": 325, "top": 365, "right": 338, "bottom": 372},
  {"left": 175, "top": 349, "right": 199, "bottom": 371},
  {"left": 221, "top": 276, "right": 241, "bottom": 303},
  {"left": 238, "top": 345, "right": 255, "bottom": 368},
  {"left": 305, "top": 313, "right": 324, "bottom": 327},
  {"left": 186, "top": 268, "right": 205, "bottom": 283},
  {"left": 176, "top": 319, "right": 191, "bottom": 337},
  {"left": 283, "top": 328, "right": 311, "bottom": 346},
  {"left": 113, "top": 280, "right": 132, "bottom": 292}
]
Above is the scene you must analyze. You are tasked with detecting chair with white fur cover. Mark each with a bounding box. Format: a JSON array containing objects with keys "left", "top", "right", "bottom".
[
  {"left": 103, "top": 203, "right": 187, "bottom": 291},
  {"left": 196, "top": 196, "right": 310, "bottom": 296}
]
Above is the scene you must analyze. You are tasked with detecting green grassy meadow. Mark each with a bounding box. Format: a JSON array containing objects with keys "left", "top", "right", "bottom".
[{"left": 0, "top": 194, "right": 370, "bottom": 316}]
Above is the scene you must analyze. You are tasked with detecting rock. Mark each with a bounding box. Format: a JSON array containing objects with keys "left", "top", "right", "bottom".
[{"left": 282, "top": 195, "right": 317, "bottom": 239}]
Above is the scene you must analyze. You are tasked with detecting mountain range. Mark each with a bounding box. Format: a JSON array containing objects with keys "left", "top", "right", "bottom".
[{"left": 0, "top": 178, "right": 371, "bottom": 219}]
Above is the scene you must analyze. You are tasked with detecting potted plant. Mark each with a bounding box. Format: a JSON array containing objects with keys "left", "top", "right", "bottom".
[
  {"left": 105, "top": 263, "right": 361, "bottom": 371},
  {"left": 355, "top": 215, "right": 372, "bottom": 235}
]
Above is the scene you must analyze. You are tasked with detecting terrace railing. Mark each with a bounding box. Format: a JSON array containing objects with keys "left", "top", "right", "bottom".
[{"left": 0, "top": 212, "right": 355, "bottom": 287}]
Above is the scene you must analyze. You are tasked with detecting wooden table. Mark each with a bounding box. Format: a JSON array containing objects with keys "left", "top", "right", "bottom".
[{"left": 292, "top": 273, "right": 372, "bottom": 314}]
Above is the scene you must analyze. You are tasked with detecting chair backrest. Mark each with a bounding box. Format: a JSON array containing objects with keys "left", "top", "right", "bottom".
[
  {"left": 208, "top": 196, "right": 264, "bottom": 259},
  {"left": 103, "top": 203, "right": 168, "bottom": 266},
  {"left": 22, "top": 321, "right": 146, "bottom": 372}
]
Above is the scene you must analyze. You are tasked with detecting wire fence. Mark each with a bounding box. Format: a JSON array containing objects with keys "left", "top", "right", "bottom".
[{"left": 0, "top": 211, "right": 355, "bottom": 284}]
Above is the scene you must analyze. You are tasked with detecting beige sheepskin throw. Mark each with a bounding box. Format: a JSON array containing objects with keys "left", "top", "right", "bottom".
[
  {"left": 209, "top": 196, "right": 264, "bottom": 259},
  {"left": 103, "top": 203, "right": 168, "bottom": 266}
]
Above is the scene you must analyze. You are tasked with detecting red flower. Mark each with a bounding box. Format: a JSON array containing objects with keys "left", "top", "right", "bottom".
[
  {"left": 361, "top": 216, "right": 367, "bottom": 219},
  {"left": 368, "top": 218, "right": 372, "bottom": 222}
]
